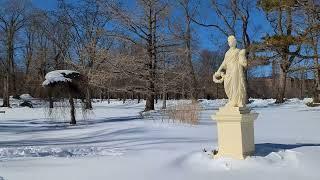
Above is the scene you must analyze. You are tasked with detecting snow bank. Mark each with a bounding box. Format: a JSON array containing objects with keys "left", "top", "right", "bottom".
[
  {"left": 199, "top": 99, "right": 227, "bottom": 108},
  {"left": 248, "top": 99, "right": 276, "bottom": 108},
  {"left": 19, "top": 94, "right": 34, "bottom": 101},
  {"left": 182, "top": 150, "right": 299, "bottom": 171},
  {"left": 0, "top": 146, "right": 125, "bottom": 159},
  {"left": 198, "top": 98, "right": 312, "bottom": 109},
  {"left": 42, "top": 70, "right": 79, "bottom": 86}
]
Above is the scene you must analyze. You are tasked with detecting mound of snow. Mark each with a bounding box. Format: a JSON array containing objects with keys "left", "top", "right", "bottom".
[
  {"left": 181, "top": 150, "right": 299, "bottom": 171},
  {"left": 248, "top": 99, "right": 276, "bottom": 108},
  {"left": 0, "top": 146, "right": 125, "bottom": 159},
  {"left": 42, "top": 70, "right": 79, "bottom": 86},
  {"left": 199, "top": 99, "right": 228, "bottom": 110},
  {"left": 19, "top": 94, "right": 34, "bottom": 101}
]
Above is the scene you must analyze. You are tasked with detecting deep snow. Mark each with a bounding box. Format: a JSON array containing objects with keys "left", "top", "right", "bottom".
[{"left": 0, "top": 98, "right": 320, "bottom": 180}]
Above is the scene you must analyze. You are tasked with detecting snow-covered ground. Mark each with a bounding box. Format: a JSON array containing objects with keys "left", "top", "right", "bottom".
[{"left": 0, "top": 98, "right": 320, "bottom": 180}]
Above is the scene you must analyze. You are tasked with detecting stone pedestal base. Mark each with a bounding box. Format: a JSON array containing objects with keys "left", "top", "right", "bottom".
[{"left": 212, "top": 107, "right": 258, "bottom": 159}]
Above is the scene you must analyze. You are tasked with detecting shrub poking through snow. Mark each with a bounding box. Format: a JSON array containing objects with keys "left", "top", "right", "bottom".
[
  {"left": 19, "top": 100, "right": 33, "bottom": 108},
  {"left": 42, "top": 70, "right": 88, "bottom": 124},
  {"left": 164, "top": 102, "right": 201, "bottom": 125},
  {"left": 306, "top": 102, "right": 320, "bottom": 107}
]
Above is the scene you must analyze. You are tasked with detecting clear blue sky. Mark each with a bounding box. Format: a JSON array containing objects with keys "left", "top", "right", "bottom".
[
  {"left": 31, "top": 0, "right": 272, "bottom": 50},
  {"left": 31, "top": 0, "right": 57, "bottom": 10},
  {"left": 30, "top": 0, "right": 273, "bottom": 76}
]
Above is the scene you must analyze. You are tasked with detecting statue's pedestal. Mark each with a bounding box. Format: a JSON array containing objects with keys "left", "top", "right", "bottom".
[{"left": 212, "top": 107, "right": 258, "bottom": 159}]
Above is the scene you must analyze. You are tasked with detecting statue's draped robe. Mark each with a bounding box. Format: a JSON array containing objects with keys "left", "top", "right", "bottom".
[{"left": 221, "top": 48, "right": 247, "bottom": 107}]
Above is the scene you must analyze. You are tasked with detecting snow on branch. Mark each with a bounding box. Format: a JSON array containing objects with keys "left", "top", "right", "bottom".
[{"left": 42, "top": 70, "right": 80, "bottom": 86}]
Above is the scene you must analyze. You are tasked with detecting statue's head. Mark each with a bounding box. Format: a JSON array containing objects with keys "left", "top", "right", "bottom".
[{"left": 227, "top": 35, "right": 236, "bottom": 48}]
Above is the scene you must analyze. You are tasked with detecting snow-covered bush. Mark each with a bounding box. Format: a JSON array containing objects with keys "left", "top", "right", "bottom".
[
  {"left": 42, "top": 70, "right": 88, "bottom": 124},
  {"left": 164, "top": 102, "right": 202, "bottom": 125}
]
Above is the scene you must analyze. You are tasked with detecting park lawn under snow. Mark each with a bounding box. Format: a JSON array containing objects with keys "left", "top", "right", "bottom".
[{"left": 0, "top": 98, "right": 320, "bottom": 180}]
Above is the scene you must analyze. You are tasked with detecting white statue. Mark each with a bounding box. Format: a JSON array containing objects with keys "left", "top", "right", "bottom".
[{"left": 213, "top": 35, "right": 247, "bottom": 107}]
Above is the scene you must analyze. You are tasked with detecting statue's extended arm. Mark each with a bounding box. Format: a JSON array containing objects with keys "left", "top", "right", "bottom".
[
  {"left": 216, "top": 55, "right": 227, "bottom": 74},
  {"left": 213, "top": 55, "right": 227, "bottom": 83},
  {"left": 239, "top": 49, "right": 247, "bottom": 68}
]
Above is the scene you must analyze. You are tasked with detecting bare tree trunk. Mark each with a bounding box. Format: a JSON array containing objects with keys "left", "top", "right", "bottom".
[
  {"left": 276, "top": 68, "right": 287, "bottom": 103},
  {"left": 145, "top": 79, "right": 155, "bottom": 111},
  {"left": 69, "top": 95, "right": 76, "bottom": 125},
  {"left": 48, "top": 89, "right": 54, "bottom": 108},
  {"left": 144, "top": 4, "right": 156, "bottom": 112},
  {"left": 12, "top": 68, "right": 17, "bottom": 97},
  {"left": 2, "top": 34, "right": 14, "bottom": 107},
  {"left": 9, "top": 30, "right": 17, "bottom": 98},
  {"left": 137, "top": 93, "right": 141, "bottom": 103},
  {"left": 300, "top": 70, "right": 305, "bottom": 99},
  {"left": 272, "top": 60, "right": 278, "bottom": 98},
  {"left": 2, "top": 76, "right": 10, "bottom": 107},
  {"left": 123, "top": 91, "right": 126, "bottom": 104},
  {"left": 85, "top": 87, "right": 92, "bottom": 109},
  {"left": 185, "top": 13, "right": 197, "bottom": 102},
  {"left": 312, "top": 38, "right": 320, "bottom": 103},
  {"left": 100, "top": 89, "right": 103, "bottom": 102},
  {"left": 2, "top": 31, "right": 14, "bottom": 107},
  {"left": 276, "top": 7, "right": 292, "bottom": 104},
  {"left": 145, "top": 52, "right": 155, "bottom": 110},
  {"left": 107, "top": 89, "right": 111, "bottom": 104},
  {"left": 161, "top": 91, "right": 167, "bottom": 109}
]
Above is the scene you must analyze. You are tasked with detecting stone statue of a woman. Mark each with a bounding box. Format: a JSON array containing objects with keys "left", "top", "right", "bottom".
[{"left": 213, "top": 35, "right": 247, "bottom": 107}]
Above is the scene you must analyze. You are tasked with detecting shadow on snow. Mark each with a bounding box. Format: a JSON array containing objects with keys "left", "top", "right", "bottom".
[{"left": 255, "top": 143, "right": 320, "bottom": 156}]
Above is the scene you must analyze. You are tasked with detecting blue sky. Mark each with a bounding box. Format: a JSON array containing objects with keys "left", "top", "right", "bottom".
[
  {"left": 31, "top": 0, "right": 272, "bottom": 50},
  {"left": 31, "top": 0, "right": 57, "bottom": 10},
  {"left": 30, "top": 0, "right": 273, "bottom": 76}
]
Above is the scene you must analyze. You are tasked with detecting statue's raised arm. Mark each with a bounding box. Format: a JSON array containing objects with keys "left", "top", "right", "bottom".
[
  {"left": 239, "top": 49, "right": 247, "bottom": 68},
  {"left": 213, "top": 35, "right": 247, "bottom": 108}
]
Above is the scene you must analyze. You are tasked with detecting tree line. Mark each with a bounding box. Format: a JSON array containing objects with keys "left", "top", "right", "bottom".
[{"left": 0, "top": 0, "right": 319, "bottom": 111}]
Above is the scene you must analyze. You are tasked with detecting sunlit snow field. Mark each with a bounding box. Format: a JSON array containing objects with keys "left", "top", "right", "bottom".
[{"left": 0, "top": 98, "right": 320, "bottom": 180}]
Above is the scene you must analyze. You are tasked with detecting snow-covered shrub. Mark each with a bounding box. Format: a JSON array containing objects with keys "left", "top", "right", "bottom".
[
  {"left": 164, "top": 102, "right": 202, "bottom": 125},
  {"left": 306, "top": 102, "right": 320, "bottom": 107},
  {"left": 20, "top": 94, "right": 34, "bottom": 101},
  {"left": 42, "top": 70, "right": 88, "bottom": 124}
]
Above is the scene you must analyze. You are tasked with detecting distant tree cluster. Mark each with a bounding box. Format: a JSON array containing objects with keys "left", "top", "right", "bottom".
[{"left": 0, "top": 0, "right": 319, "bottom": 111}]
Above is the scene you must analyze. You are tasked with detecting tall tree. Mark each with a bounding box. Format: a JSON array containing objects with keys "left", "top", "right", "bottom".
[
  {"left": 0, "top": 0, "right": 30, "bottom": 107},
  {"left": 304, "top": 0, "right": 320, "bottom": 103},
  {"left": 192, "top": 0, "right": 256, "bottom": 100},
  {"left": 258, "top": 0, "right": 320, "bottom": 103},
  {"left": 108, "top": 0, "right": 170, "bottom": 111},
  {"left": 55, "top": 0, "right": 113, "bottom": 109},
  {"left": 176, "top": 0, "right": 199, "bottom": 101}
]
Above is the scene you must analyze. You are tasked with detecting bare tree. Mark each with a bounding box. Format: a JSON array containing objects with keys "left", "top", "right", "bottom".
[
  {"left": 175, "top": 0, "right": 199, "bottom": 101},
  {"left": 47, "top": 0, "right": 114, "bottom": 109},
  {"left": 0, "top": 0, "right": 31, "bottom": 107},
  {"left": 191, "top": 0, "right": 256, "bottom": 100},
  {"left": 106, "top": 0, "right": 171, "bottom": 111},
  {"left": 303, "top": 0, "right": 320, "bottom": 103}
]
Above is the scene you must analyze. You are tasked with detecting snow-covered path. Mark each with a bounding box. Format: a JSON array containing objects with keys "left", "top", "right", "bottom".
[{"left": 0, "top": 99, "right": 320, "bottom": 180}]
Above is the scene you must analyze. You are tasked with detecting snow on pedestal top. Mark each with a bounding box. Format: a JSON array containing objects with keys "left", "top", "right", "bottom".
[{"left": 42, "top": 70, "right": 80, "bottom": 86}]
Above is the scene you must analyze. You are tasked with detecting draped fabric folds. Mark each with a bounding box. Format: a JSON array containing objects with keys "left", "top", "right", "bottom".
[{"left": 222, "top": 48, "right": 247, "bottom": 107}]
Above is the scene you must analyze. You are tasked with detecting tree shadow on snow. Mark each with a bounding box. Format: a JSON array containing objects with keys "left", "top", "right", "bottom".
[
  {"left": 255, "top": 143, "right": 320, "bottom": 156},
  {"left": 0, "top": 116, "right": 140, "bottom": 134},
  {"left": 0, "top": 114, "right": 210, "bottom": 150}
]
